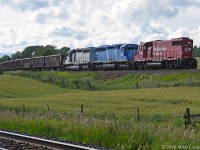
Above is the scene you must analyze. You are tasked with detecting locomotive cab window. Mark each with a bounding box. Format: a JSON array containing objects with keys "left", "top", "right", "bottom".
[
  {"left": 172, "top": 41, "right": 181, "bottom": 46},
  {"left": 108, "top": 46, "right": 114, "bottom": 49},
  {"left": 118, "top": 45, "right": 122, "bottom": 49},
  {"left": 127, "top": 47, "right": 135, "bottom": 50},
  {"left": 184, "top": 42, "right": 192, "bottom": 47},
  {"left": 139, "top": 46, "right": 142, "bottom": 51},
  {"left": 83, "top": 50, "right": 89, "bottom": 53}
]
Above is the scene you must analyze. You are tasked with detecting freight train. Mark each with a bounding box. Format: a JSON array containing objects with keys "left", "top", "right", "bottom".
[{"left": 0, "top": 37, "right": 197, "bottom": 71}]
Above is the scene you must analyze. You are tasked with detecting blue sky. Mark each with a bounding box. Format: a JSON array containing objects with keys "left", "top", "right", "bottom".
[{"left": 0, "top": 0, "right": 200, "bottom": 54}]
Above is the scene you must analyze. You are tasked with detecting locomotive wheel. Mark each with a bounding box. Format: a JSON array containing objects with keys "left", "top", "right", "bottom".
[
  {"left": 139, "top": 62, "right": 144, "bottom": 70},
  {"left": 138, "top": 63, "right": 142, "bottom": 70},
  {"left": 135, "top": 63, "right": 139, "bottom": 70},
  {"left": 79, "top": 65, "right": 83, "bottom": 70},
  {"left": 115, "top": 64, "right": 119, "bottom": 70},
  {"left": 180, "top": 61, "right": 186, "bottom": 69},
  {"left": 143, "top": 62, "right": 147, "bottom": 70},
  {"left": 166, "top": 62, "right": 172, "bottom": 70}
]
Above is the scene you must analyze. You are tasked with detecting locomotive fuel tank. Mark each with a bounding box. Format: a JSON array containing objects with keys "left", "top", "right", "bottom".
[{"left": 147, "top": 62, "right": 163, "bottom": 69}]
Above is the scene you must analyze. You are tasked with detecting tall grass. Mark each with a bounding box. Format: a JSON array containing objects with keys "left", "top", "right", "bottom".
[
  {"left": 0, "top": 67, "right": 4, "bottom": 75},
  {"left": 0, "top": 112, "right": 199, "bottom": 149},
  {"left": 1, "top": 75, "right": 200, "bottom": 149}
]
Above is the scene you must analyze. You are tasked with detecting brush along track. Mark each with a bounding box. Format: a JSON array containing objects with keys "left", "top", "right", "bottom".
[
  {"left": 87, "top": 69, "right": 200, "bottom": 80},
  {"left": 0, "top": 130, "right": 98, "bottom": 150},
  {"left": 90, "top": 69, "right": 200, "bottom": 75}
]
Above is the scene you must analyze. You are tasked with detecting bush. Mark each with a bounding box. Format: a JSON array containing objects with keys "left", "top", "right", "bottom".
[{"left": 0, "top": 66, "right": 4, "bottom": 75}]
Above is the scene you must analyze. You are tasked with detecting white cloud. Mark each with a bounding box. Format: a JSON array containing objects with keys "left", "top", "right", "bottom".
[
  {"left": 0, "top": 0, "right": 200, "bottom": 54},
  {"left": 0, "top": 0, "right": 50, "bottom": 11}
]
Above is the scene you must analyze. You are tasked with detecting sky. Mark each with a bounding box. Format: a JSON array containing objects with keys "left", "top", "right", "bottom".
[{"left": 0, "top": 0, "right": 200, "bottom": 54}]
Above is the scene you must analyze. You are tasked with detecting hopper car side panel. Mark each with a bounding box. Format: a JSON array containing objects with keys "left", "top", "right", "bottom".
[
  {"left": 13, "top": 59, "right": 22, "bottom": 70},
  {"left": 45, "top": 54, "right": 64, "bottom": 70},
  {"left": 32, "top": 56, "right": 45, "bottom": 70},
  {"left": 22, "top": 58, "right": 32, "bottom": 70}
]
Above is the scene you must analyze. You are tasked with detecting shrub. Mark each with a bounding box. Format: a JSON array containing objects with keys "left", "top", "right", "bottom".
[{"left": 0, "top": 66, "right": 4, "bottom": 75}]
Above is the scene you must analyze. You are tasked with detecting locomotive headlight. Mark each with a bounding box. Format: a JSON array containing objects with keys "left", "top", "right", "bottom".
[{"left": 185, "top": 47, "right": 191, "bottom": 52}]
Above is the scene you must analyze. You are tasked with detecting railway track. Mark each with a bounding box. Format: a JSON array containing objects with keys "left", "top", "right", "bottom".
[{"left": 0, "top": 130, "right": 98, "bottom": 150}]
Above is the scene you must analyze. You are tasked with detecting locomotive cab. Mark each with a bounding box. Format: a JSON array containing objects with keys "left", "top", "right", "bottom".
[
  {"left": 178, "top": 37, "right": 197, "bottom": 69},
  {"left": 181, "top": 38, "right": 193, "bottom": 58}
]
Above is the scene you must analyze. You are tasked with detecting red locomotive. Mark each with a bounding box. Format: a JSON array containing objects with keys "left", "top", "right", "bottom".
[{"left": 134, "top": 37, "right": 197, "bottom": 69}]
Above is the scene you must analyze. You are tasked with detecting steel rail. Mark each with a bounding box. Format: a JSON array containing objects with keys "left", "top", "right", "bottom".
[{"left": 0, "top": 130, "right": 98, "bottom": 150}]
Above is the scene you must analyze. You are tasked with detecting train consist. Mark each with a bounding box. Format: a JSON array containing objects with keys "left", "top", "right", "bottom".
[{"left": 0, "top": 37, "right": 197, "bottom": 71}]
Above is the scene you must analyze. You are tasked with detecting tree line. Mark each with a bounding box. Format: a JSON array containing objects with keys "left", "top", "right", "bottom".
[
  {"left": 193, "top": 46, "right": 200, "bottom": 57},
  {"left": 0, "top": 45, "right": 70, "bottom": 63}
]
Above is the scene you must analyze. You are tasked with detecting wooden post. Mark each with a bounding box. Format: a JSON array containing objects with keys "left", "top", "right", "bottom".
[
  {"left": 186, "top": 108, "right": 192, "bottom": 124},
  {"left": 184, "top": 112, "right": 187, "bottom": 128},
  {"left": 87, "top": 81, "right": 92, "bottom": 88},
  {"left": 23, "top": 104, "right": 25, "bottom": 116},
  {"left": 137, "top": 107, "right": 139, "bottom": 122},
  {"left": 61, "top": 78, "right": 65, "bottom": 88},
  {"left": 136, "top": 82, "right": 139, "bottom": 89},
  {"left": 47, "top": 104, "right": 50, "bottom": 111},
  {"left": 157, "top": 82, "right": 161, "bottom": 88},
  {"left": 81, "top": 105, "right": 83, "bottom": 114}
]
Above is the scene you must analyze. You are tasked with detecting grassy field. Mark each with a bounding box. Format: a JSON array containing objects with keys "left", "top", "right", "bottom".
[
  {"left": 0, "top": 75, "right": 200, "bottom": 149},
  {"left": 7, "top": 69, "right": 200, "bottom": 91},
  {"left": 0, "top": 75, "right": 67, "bottom": 98}
]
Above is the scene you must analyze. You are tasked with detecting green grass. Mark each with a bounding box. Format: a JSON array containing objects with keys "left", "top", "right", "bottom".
[
  {"left": 0, "top": 75, "right": 200, "bottom": 149},
  {"left": 7, "top": 69, "right": 200, "bottom": 91},
  {"left": 0, "top": 75, "right": 67, "bottom": 98}
]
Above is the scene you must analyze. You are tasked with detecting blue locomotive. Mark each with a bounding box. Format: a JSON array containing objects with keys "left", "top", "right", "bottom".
[{"left": 64, "top": 44, "right": 138, "bottom": 70}]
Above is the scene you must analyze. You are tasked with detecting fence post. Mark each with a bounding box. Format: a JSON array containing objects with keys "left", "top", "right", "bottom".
[
  {"left": 87, "top": 81, "right": 92, "bottom": 88},
  {"left": 23, "top": 104, "right": 25, "bottom": 116},
  {"left": 81, "top": 105, "right": 83, "bottom": 114},
  {"left": 186, "top": 108, "right": 192, "bottom": 124},
  {"left": 47, "top": 104, "right": 50, "bottom": 111},
  {"left": 136, "top": 107, "right": 139, "bottom": 122},
  {"left": 136, "top": 82, "right": 139, "bottom": 89},
  {"left": 157, "top": 82, "right": 161, "bottom": 88}
]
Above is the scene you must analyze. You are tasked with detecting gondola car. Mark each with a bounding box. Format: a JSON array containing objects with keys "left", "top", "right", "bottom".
[
  {"left": 13, "top": 59, "right": 22, "bottom": 70},
  {"left": 0, "top": 61, "right": 9, "bottom": 70},
  {"left": 7, "top": 60, "right": 15, "bottom": 70},
  {"left": 22, "top": 58, "right": 32, "bottom": 70},
  {"left": 45, "top": 54, "right": 64, "bottom": 71},
  {"left": 31, "top": 56, "right": 45, "bottom": 71}
]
